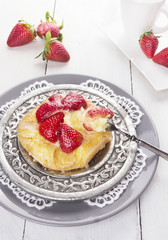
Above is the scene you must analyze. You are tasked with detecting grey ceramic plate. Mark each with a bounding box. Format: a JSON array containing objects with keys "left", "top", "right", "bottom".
[{"left": 0, "top": 74, "right": 159, "bottom": 226}]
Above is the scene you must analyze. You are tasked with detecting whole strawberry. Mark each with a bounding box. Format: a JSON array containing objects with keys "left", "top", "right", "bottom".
[
  {"left": 153, "top": 48, "right": 168, "bottom": 68},
  {"left": 7, "top": 20, "right": 36, "bottom": 47},
  {"left": 37, "top": 31, "right": 70, "bottom": 62},
  {"left": 37, "top": 11, "right": 63, "bottom": 39},
  {"left": 139, "top": 30, "right": 159, "bottom": 58}
]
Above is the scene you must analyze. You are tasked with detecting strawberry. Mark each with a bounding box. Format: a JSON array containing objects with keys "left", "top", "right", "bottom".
[
  {"left": 39, "top": 112, "right": 64, "bottom": 143},
  {"left": 37, "top": 11, "right": 63, "bottom": 39},
  {"left": 83, "top": 122, "right": 93, "bottom": 131},
  {"left": 45, "top": 40, "right": 70, "bottom": 62},
  {"left": 62, "top": 92, "right": 87, "bottom": 110},
  {"left": 48, "top": 93, "right": 63, "bottom": 103},
  {"left": 36, "top": 102, "right": 63, "bottom": 123},
  {"left": 36, "top": 31, "right": 70, "bottom": 62},
  {"left": 7, "top": 20, "right": 36, "bottom": 47},
  {"left": 87, "top": 107, "right": 114, "bottom": 118},
  {"left": 83, "top": 106, "right": 113, "bottom": 131},
  {"left": 139, "top": 31, "right": 159, "bottom": 58},
  {"left": 58, "top": 124, "right": 83, "bottom": 153},
  {"left": 153, "top": 47, "right": 168, "bottom": 68}
]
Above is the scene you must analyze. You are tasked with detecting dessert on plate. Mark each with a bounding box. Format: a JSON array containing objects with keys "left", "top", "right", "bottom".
[{"left": 17, "top": 92, "right": 113, "bottom": 171}]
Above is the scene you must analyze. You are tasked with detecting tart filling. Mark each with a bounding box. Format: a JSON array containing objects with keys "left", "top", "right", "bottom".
[{"left": 17, "top": 92, "right": 113, "bottom": 171}]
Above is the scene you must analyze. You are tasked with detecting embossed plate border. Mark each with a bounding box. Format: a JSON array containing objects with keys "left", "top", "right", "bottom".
[{"left": 0, "top": 84, "right": 137, "bottom": 201}]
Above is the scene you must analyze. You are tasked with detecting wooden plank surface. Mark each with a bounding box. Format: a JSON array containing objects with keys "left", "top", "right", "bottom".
[
  {"left": 0, "top": 0, "right": 168, "bottom": 239},
  {"left": 132, "top": 64, "right": 168, "bottom": 240}
]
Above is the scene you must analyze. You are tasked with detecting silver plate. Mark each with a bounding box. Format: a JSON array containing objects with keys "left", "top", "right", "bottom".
[{"left": 0, "top": 84, "right": 137, "bottom": 201}]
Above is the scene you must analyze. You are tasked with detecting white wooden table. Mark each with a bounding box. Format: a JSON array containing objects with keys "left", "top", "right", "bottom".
[{"left": 0, "top": 0, "right": 168, "bottom": 239}]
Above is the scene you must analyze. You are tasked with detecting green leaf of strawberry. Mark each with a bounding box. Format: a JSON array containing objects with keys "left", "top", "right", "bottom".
[{"left": 45, "top": 11, "right": 56, "bottom": 24}]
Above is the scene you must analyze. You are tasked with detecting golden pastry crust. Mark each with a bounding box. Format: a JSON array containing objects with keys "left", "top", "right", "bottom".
[{"left": 17, "top": 100, "right": 112, "bottom": 171}]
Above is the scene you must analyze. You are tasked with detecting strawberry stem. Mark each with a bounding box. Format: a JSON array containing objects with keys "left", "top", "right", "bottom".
[
  {"left": 139, "top": 30, "right": 161, "bottom": 41},
  {"left": 57, "top": 33, "right": 63, "bottom": 42},
  {"left": 45, "top": 11, "right": 56, "bottom": 24},
  {"left": 139, "top": 30, "right": 153, "bottom": 40}
]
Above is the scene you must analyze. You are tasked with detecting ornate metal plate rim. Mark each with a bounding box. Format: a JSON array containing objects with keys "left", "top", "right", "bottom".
[{"left": 0, "top": 84, "right": 137, "bottom": 201}]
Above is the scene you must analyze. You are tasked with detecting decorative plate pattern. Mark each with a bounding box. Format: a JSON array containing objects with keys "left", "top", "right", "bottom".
[
  {"left": 0, "top": 84, "right": 137, "bottom": 201},
  {"left": 0, "top": 168, "right": 54, "bottom": 210},
  {"left": 0, "top": 79, "right": 146, "bottom": 209},
  {"left": 81, "top": 79, "right": 143, "bottom": 126},
  {"left": 85, "top": 147, "right": 147, "bottom": 207}
]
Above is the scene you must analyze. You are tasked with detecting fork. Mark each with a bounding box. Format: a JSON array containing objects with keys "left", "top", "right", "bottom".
[{"left": 106, "top": 122, "right": 168, "bottom": 161}]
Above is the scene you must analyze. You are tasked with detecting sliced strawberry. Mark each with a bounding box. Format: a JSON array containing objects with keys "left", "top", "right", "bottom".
[
  {"left": 83, "top": 106, "right": 113, "bottom": 131},
  {"left": 87, "top": 107, "right": 114, "bottom": 118},
  {"left": 153, "top": 47, "right": 168, "bottom": 68},
  {"left": 139, "top": 31, "right": 159, "bottom": 58},
  {"left": 48, "top": 93, "right": 63, "bottom": 103},
  {"left": 7, "top": 21, "right": 36, "bottom": 47},
  {"left": 83, "top": 123, "right": 93, "bottom": 131},
  {"left": 36, "top": 102, "right": 63, "bottom": 123},
  {"left": 39, "top": 112, "right": 64, "bottom": 143},
  {"left": 62, "top": 92, "right": 87, "bottom": 110},
  {"left": 58, "top": 124, "right": 83, "bottom": 153}
]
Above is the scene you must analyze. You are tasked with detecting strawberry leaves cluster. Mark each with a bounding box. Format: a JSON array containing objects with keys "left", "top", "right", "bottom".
[
  {"left": 139, "top": 30, "right": 168, "bottom": 68},
  {"left": 7, "top": 11, "right": 70, "bottom": 63}
]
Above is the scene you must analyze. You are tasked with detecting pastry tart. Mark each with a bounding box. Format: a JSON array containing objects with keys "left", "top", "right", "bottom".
[{"left": 17, "top": 92, "right": 113, "bottom": 171}]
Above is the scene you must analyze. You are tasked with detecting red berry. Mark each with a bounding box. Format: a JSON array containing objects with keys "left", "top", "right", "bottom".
[
  {"left": 87, "top": 107, "right": 114, "bottom": 118},
  {"left": 37, "top": 22, "right": 60, "bottom": 38},
  {"left": 36, "top": 31, "right": 70, "bottom": 63},
  {"left": 83, "top": 122, "right": 93, "bottom": 131},
  {"left": 139, "top": 31, "right": 159, "bottom": 58},
  {"left": 62, "top": 92, "right": 87, "bottom": 110},
  {"left": 7, "top": 21, "right": 36, "bottom": 47},
  {"left": 37, "top": 11, "right": 62, "bottom": 39},
  {"left": 48, "top": 93, "right": 63, "bottom": 103},
  {"left": 153, "top": 47, "right": 168, "bottom": 68},
  {"left": 36, "top": 102, "right": 63, "bottom": 123},
  {"left": 83, "top": 106, "right": 113, "bottom": 131},
  {"left": 46, "top": 40, "right": 70, "bottom": 62},
  {"left": 39, "top": 112, "right": 64, "bottom": 143},
  {"left": 58, "top": 124, "right": 83, "bottom": 153}
]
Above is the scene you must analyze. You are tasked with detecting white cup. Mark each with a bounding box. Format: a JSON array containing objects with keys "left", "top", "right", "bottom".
[{"left": 120, "top": 0, "right": 168, "bottom": 38}]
